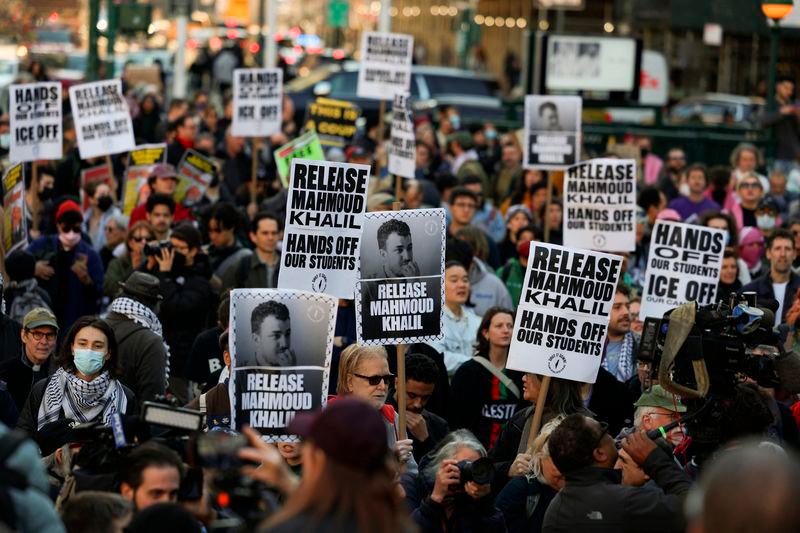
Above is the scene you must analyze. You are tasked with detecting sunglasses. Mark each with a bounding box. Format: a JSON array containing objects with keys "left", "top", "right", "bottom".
[
  {"left": 62, "top": 226, "right": 81, "bottom": 234},
  {"left": 739, "top": 182, "right": 762, "bottom": 190},
  {"left": 130, "top": 235, "right": 153, "bottom": 243},
  {"left": 353, "top": 373, "right": 396, "bottom": 386}
]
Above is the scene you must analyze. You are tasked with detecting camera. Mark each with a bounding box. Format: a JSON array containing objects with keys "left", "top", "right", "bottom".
[
  {"left": 638, "top": 292, "right": 781, "bottom": 454},
  {"left": 143, "top": 240, "right": 172, "bottom": 256},
  {"left": 456, "top": 457, "right": 495, "bottom": 485}
]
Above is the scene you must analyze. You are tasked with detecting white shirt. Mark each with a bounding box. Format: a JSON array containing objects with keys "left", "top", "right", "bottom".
[
  {"left": 774, "top": 281, "right": 788, "bottom": 327},
  {"left": 429, "top": 305, "right": 482, "bottom": 375}
]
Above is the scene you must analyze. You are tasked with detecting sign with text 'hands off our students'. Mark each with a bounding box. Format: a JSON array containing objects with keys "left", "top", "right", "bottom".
[
  {"left": 231, "top": 68, "right": 283, "bottom": 138},
  {"left": 507, "top": 242, "right": 623, "bottom": 383},
  {"left": 9, "top": 82, "right": 62, "bottom": 162},
  {"left": 640, "top": 221, "right": 726, "bottom": 320}
]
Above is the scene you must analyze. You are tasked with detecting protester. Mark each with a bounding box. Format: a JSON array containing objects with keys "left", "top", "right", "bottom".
[
  {"left": 454, "top": 226, "right": 513, "bottom": 316},
  {"left": 119, "top": 443, "right": 183, "bottom": 511},
  {"left": 667, "top": 164, "right": 719, "bottom": 220},
  {"left": 97, "top": 213, "right": 128, "bottom": 270},
  {"left": 105, "top": 272, "right": 169, "bottom": 403},
  {"left": 717, "top": 250, "right": 743, "bottom": 302},
  {"left": 402, "top": 429, "right": 506, "bottom": 532},
  {"left": 428, "top": 261, "right": 481, "bottom": 375},
  {"left": 128, "top": 165, "right": 191, "bottom": 226},
  {"left": 205, "top": 202, "right": 252, "bottom": 290},
  {"left": 449, "top": 307, "right": 524, "bottom": 449},
  {"left": 16, "top": 316, "right": 136, "bottom": 443},
  {"left": 600, "top": 284, "right": 638, "bottom": 384},
  {"left": 499, "top": 205, "right": 533, "bottom": 263},
  {"left": 103, "top": 221, "right": 155, "bottom": 300},
  {"left": 185, "top": 330, "right": 230, "bottom": 428},
  {"left": 3, "top": 252, "right": 53, "bottom": 324},
  {"left": 740, "top": 228, "right": 800, "bottom": 326},
  {"left": 497, "top": 232, "right": 536, "bottom": 307},
  {"left": 222, "top": 211, "right": 282, "bottom": 290},
  {"left": 60, "top": 491, "right": 133, "bottom": 533},
  {"left": 83, "top": 181, "right": 122, "bottom": 253}
]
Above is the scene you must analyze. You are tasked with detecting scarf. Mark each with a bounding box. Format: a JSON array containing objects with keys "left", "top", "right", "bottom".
[
  {"left": 37, "top": 367, "right": 127, "bottom": 430},
  {"left": 602, "top": 332, "right": 635, "bottom": 383},
  {"left": 109, "top": 297, "right": 171, "bottom": 384}
]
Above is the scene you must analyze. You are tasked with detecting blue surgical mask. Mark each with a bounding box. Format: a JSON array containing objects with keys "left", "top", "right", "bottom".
[
  {"left": 0, "top": 133, "right": 9, "bottom": 149},
  {"left": 757, "top": 214, "right": 776, "bottom": 231},
  {"left": 485, "top": 129, "right": 497, "bottom": 140},
  {"left": 450, "top": 114, "right": 461, "bottom": 130},
  {"left": 73, "top": 348, "right": 106, "bottom": 376}
]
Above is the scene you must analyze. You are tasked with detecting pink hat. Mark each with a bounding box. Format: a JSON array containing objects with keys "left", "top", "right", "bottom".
[
  {"left": 656, "top": 208, "right": 682, "bottom": 222},
  {"left": 738, "top": 226, "right": 765, "bottom": 247}
]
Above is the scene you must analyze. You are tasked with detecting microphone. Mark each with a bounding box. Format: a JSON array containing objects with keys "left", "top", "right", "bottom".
[{"left": 645, "top": 419, "right": 682, "bottom": 441}]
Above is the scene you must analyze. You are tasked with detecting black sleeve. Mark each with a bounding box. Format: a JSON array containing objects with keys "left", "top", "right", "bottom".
[
  {"left": 16, "top": 379, "right": 47, "bottom": 438},
  {"left": 134, "top": 334, "right": 168, "bottom": 403},
  {"left": 448, "top": 362, "right": 483, "bottom": 432},
  {"left": 622, "top": 447, "right": 692, "bottom": 531}
]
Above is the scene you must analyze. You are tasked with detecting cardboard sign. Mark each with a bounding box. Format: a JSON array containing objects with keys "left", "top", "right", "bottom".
[
  {"left": 2, "top": 163, "right": 26, "bottom": 254},
  {"left": 122, "top": 143, "right": 167, "bottom": 216},
  {"left": 506, "top": 242, "right": 622, "bottom": 383},
  {"left": 523, "top": 95, "right": 581, "bottom": 170},
  {"left": 69, "top": 79, "right": 135, "bottom": 159},
  {"left": 174, "top": 149, "right": 217, "bottom": 206},
  {"left": 563, "top": 158, "right": 636, "bottom": 252},
  {"left": 231, "top": 68, "right": 283, "bottom": 137},
  {"left": 79, "top": 163, "right": 114, "bottom": 211},
  {"left": 278, "top": 159, "right": 369, "bottom": 299},
  {"left": 9, "top": 82, "right": 62, "bottom": 162},
  {"left": 640, "top": 221, "right": 726, "bottom": 320},
  {"left": 274, "top": 132, "right": 325, "bottom": 188},
  {"left": 229, "top": 289, "right": 337, "bottom": 441},
  {"left": 303, "top": 97, "right": 360, "bottom": 148},
  {"left": 356, "top": 208, "right": 445, "bottom": 345},
  {"left": 388, "top": 92, "right": 415, "bottom": 179},
  {"left": 356, "top": 31, "right": 414, "bottom": 100}
]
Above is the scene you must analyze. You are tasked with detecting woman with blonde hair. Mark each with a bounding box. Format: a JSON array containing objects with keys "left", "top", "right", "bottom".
[
  {"left": 335, "top": 344, "right": 417, "bottom": 474},
  {"left": 495, "top": 416, "right": 566, "bottom": 533}
]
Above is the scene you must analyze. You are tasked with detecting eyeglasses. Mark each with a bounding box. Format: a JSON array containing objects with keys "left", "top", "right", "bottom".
[
  {"left": 26, "top": 330, "right": 56, "bottom": 342},
  {"left": 593, "top": 420, "right": 609, "bottom": 449},
  {"left": 130, "top": 235, "right": 152, "bottom": 242},
  {"left": 353, "top": 373, "right": 396, "bottom": 386},
  {"left": 740, "top": 182, "right": 762, "bottom": 190}
]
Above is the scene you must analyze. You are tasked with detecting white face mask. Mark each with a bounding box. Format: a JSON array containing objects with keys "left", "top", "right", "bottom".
[
  {"left": 0, "top": 133, "right": 9, "bottom": 149},
  {"left": 679, "top": 183, "right": 691, "bottom": 197}
]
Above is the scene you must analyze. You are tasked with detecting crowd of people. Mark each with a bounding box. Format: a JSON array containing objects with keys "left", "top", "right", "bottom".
[{"left": 2, "top": 61, "right": 800, "bottom": 532}]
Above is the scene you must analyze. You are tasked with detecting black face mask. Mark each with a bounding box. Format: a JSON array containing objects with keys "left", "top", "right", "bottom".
[
  {"left": 97, "top": 195, "right": 113, "bottom": 212},
  {"left": 171, "top": 252, "right": 187, "bottom": 271},
  {"left": 39, "top": 187, "right": 55, "bottom": 201}
]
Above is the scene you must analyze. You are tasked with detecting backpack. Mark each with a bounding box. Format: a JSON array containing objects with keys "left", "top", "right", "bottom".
[{"left": 6, "top": 280, "right": 53, "bottom": 324}]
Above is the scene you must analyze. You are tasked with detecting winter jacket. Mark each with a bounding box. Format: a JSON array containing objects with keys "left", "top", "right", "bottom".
[
  {"left": 220, "top": 251, "right": 281, "bottom": 291},
  {"left": 105, "top": 310, "right": 168, "bottom": 403},
  {"left": 449, "top": 357, "right": 525, "bottom": 450},
  {"left": 402, "top": 454, "right": 507, "bottom": 533},
  {"left": 496, "top": 259, "right": 526, "bottom": 308},
  {"left": 27, "top": 236, "right": 104, "bottom": 331},
  {"left": 154, "top": 255, "right": 216, "bottom": 378},
  {"left": 207, "top": 242, "right": 252, "bottom": 281},
  {"left": 740, "top": 270, "right": 800, "bottom": 326},
  {"left": 0, "top": 314, "right": 23, "bottom": 364},
  {"left": 469, "top": 259, "right": 513, "bottom": 317},
  {"left": 0, "top": 352, "right": 52, "bottom": 412},
  {"left": 496, "top": 475, "right": 557, "bottom": 533},
  {"left": 542, "top": 448, "right": 691, "bottom": 533},
  {"left": 103, "top": 253, "right": 135, "bottom": 300}
]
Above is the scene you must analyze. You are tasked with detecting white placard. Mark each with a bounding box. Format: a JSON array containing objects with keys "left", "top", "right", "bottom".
[
  {"left": 640, "top": 221, "right": 726, "bottom": 320},
  {"left": 9, "top": 82, "right": 62, "bottom": 162},
  {"left": 356, "top": 31, "right": 414, "bottom": 100},
  {"left": 507, "top": 242, "right": 623, "bottom": 383},
  {"left": 278, "top": 159, "right": 370, "bottom": 299},
  {"left": 388, "top": 91, "right": 416, "bottom": 179},
  {"left": 69, "top": 79, "right": 135, "bottom": 159},
  {"left": 231, "top": 68, "right": 283, "bottom": 137},
  {"left": 523, "top": 95, "right": 581, "bottom": 170},
  {"left": 563, "top": 158, "right": 636, "bottom": 252}
]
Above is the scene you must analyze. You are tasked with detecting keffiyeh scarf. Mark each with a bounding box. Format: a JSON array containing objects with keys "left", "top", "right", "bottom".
[
  {"left": 602, "top": 331, "right": 636, "bottom": 383},
  {"left": 110, "top": 296, "right": 171, "bottom": 383},
  {"left": 37, "top": 367, "right": 128, "bottom": 429}
]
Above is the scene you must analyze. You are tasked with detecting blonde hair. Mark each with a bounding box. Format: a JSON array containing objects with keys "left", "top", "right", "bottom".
[
  {"left": 530, "top": 415, "right": 566, "bottom": 483},
  {"left": 337, "top": 344, "right": 388, "bottom": 395}
]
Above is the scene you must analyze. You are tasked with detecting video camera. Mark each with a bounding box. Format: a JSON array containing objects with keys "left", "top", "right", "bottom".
[
  {"left": 637, "top": 292, "right": 782, "bottom": 453},
  {"left": 143, "top": 240, "right": 173, "bottom": 256}
]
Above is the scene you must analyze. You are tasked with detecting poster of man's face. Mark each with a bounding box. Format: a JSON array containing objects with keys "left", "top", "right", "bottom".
[
  {"left": 251, "top": 301, "right": 295, "bottom": 366},
  {"left": 377, "top": 219, "right": 419, "bottom": 278},
  {"left": 527, "top": 97, "right": 579, "bottom": 135},
  {"left": 524, "top": 95, "right": 582, "bottom": 171},
  {"left": 361, "top": 211, "right": 442, "bottom": 280}
]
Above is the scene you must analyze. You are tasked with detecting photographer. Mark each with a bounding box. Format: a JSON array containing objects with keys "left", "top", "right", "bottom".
[
  {"left": 542, "top": 414, "right": 691, "bottom": 533},
  {"left": 402, "top": 429, "right": 505, "bottom": 532}
]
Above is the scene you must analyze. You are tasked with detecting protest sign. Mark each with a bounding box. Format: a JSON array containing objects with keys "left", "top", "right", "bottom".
[
  {"left": 640, "top": 221, "right": 725, "bottom": 320},
  {"left": 122, "top": 143, "right": 167, "bottom": 215},
  {"left": 231, "top": 68, "right": 283, "bottom": 138},
  {"left": 506, "top": 242, "right": 622, "bottom": 383},
  {"left": 69, "top": 79, "right": 135, "bottom": 159},
  {"left": 303, "top": 97, "right": 360, "bottom": 148},
  {"left": 356, "top": 31, "right": 414, "bottom": 100},
  {"left": 274, "top": 132, "right": 326, "bottom": 188},
  {"left": 229, "top": 289, "right": 337, "bottom": 441},
  {"left": 388, "top": 92, "right": 415, "bottom": 179},
  {"left": 79, "top": 163, "right": 114, "bottom": 211},
  {"left": 278, "top": 159, "right": 369, "bottom": 299},
  {"left": 356, "top": 208, "right": 445, "bottom": 345},
  {"left": 563, "top": 158, "right": 636, "bottom": 252},
  {"left": 174, "top": 149, "right": 217, "bottom": 206},
  {"left": 2, "top": 163, "right": 26, "bottom": 254},
  {"left": 9, "top": 82, "right": 62, "bottom": 162},
  {"left": 523, "top": 95, "right": 581, "bottom": 170}
]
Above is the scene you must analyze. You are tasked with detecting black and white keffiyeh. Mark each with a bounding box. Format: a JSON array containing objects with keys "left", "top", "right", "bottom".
[
  {"left": 110, "top": 296, "right": 171, "bottom": 383},
  {"left": 37, "top": 367, "right": 128, "bottom": 429}
]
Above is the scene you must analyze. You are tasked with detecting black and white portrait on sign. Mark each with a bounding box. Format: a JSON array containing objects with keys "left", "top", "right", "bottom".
[
  {"left": 360, "top": 217, "right": 441, "bottom": 280},
  {"left": 524, "top": 95, "right": 582, "bottom": 171},
  {"left": 229, "top": 289, "right": 337, "bottom": 441},
  {"left": 545, "top": 35, "right": 637, "bottom": 92}
]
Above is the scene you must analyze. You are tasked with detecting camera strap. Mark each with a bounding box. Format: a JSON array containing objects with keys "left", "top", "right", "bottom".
[{"left": 472, "top": 356, "right": 520, "bottom": 398}]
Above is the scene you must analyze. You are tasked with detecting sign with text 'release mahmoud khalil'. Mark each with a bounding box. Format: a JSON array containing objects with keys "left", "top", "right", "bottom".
[
  {"left": 507, "top": 242, "right": 622, "bottom": 383},
  {"left": 523, "top": 95, "right": 581, "bottom": 171},
  {"left": 69, "top": 79, "right": 135, "bottom": 159}
]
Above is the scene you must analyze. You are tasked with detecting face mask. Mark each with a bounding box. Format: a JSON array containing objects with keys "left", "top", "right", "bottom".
[
  {"left": 97, "top": 195, "right": 113, "bottom": 212},
  {"left": 740, "top": 244, "right": 764, "bottom": 269},
  {"left": 450, "top": 114, "right": 461, "bottom": 130},
  {"left": 757, "top": 214, "right": 777, "bottom": 230},
  {"left": 73, "top": 348, "right": 106, "bottom": 376},
  {"left": 679, "top": 183, "right": 690, "bottom": 197},
  {"left": 640, "top": 147, "right": 650, "bottom": 158},
  {"left": 0, "top": 133, "right": 9, "bottom": 149},
  {"left": 39, "top": 187, "right": 55, "bottom": 201},
  {"left": 59, "top": 230, "right": 82, "bottom": 250},
  {"left": 485, "top": 129, "right": 497, "bottom": 140}
]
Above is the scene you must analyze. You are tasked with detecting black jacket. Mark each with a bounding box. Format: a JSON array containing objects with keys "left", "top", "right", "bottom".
[
  {"left": 587, "top": 367, "right": 635, "bottom": 437},
  {"left": 0, "top": 352, "right": 52, "bottom": 411},
  {"left": 0, "top": 314, "right": 23, "bottom": 364},
  {"left": 105, "top": 311, "right": 168, "bottom": 403},
  {"left": 740, "top": 271, "right": 800, "bottom": 325},
  {"left": 16, "top": 375, "right": 136, "bottom": 442},
  {"left": 154, "top": 255, "right": 216, "bottom": 377},
  {"left": 542, "top": 448, "right": 691, "bottom": 533}
]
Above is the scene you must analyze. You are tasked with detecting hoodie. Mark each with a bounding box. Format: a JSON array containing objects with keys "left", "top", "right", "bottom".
[{"left": 469, "top": 258, "right": 513, "bottom": 317}]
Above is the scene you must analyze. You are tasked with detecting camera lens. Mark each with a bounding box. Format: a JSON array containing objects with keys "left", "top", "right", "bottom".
[{"left": 469, "top": 457, "right": 495, "bottom": 485}]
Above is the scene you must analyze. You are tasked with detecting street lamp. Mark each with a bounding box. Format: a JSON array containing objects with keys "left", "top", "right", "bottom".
[{"left": 762, "top": 0, "right": 794, "bottom": 111}]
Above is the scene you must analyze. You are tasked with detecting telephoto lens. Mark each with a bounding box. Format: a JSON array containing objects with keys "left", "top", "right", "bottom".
[{"left": 456, "top": 457, "right": 495, "bottom": 485}]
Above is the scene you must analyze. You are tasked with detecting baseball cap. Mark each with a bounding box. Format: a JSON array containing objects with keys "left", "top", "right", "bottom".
[
  {"left": 23, "top": 307, "right": 59, "bottom": 330},
  {"left": 446, "top": 131, "right": 474, "bottom": 150},
  {"left": 287, "top": 397, "right": 389, "bottom": 472},
  {"left": 634, "top": 385, "right": 686, "bottom": 413},
  {"left": 149, "top": 163, "right": 178, "bottom": 181}
]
